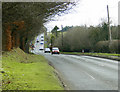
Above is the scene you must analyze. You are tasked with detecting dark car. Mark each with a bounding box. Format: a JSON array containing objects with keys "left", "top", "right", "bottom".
[
  {"left": 41, "top": 36, "right": 44, "bottom": 38},
  {"left": 36, "top": 40, "right": 39, "bottom": 43},
  {"left": 52, "top": 47, "right": 60, "bottom": 54}
]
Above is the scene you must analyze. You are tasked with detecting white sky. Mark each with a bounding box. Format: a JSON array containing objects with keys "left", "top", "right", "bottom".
[{"left": 44, "top": 0, "right": 119, "bottom": 32}]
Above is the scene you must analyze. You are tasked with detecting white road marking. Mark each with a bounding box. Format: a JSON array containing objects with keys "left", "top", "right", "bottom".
[
  {"left": 83, "top": 71, "right": 95, "bottom": 80},
  {"left": 99, "top": 64, "right": 104, "bottom": 66}
]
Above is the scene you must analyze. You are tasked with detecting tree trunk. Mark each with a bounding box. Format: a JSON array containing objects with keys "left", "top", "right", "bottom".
[
  {"left": 20, "top": 37, "right": 25, "bottom": 51},
  {"left": 5, "top": 25, "right": 12, "bottom": 51},
  {"left": 11, "top": 32, "right": 15, "bottom": 49},
  {"left": 15, "top": 32, "right": 20, "bottom": 47},
  {"left": 24, "top": 41, "right": 30, "bottom": 53}
]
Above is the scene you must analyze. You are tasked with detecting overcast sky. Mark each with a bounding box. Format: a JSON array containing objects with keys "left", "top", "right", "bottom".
[{"left": 44, "top": 0, "right": 119, "bottom": 32}]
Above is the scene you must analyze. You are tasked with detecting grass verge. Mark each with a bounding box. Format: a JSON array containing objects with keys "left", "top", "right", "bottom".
[
  {"left": 1, "top": 48, "right": 63, "bottom": 90},
  {"left": 60, "top": 52, "right": 120, "bottom": 61}
]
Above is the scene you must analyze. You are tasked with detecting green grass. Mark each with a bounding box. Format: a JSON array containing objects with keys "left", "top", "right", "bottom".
[
  {"left": 82, "top": 53, "right": 119, "bottom": 56},
  {"left": 1, "top": 48, "right": 63, "bottom": 90},
  {"left": 61, "top": 52, "right": 120, "bottom": 56},
  {"left": 61, "top": 52, "right": 120, "bottom": 61}
]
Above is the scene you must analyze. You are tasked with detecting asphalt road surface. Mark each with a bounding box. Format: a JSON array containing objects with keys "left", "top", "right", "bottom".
[
  {"left": 33, "top": 38, "right": 118, "bottom": 90},
  {"left": 35, "top": 51, "right": 118, "bottom": 90}
]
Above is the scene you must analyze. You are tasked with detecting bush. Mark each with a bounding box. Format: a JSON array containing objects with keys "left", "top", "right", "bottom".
[
  {"left": 95, "top": 41, "right": 109, "bottom": 53},
  {"left": 109, "top": 40, "right": 120, "bottom": 53},
  {"left": 95, "top": 40, "right": 120, "bottom": 53}
]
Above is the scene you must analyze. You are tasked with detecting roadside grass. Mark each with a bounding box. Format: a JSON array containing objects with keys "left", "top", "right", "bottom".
[
  {"left": 0, "top": 59, "right": 1, "bottom": 91},
  {"left": 1, "top": 48, "right": 63, "bottom": 90},
  {"left": 60, "top": 52, "right": 120, "bottom": 61}
]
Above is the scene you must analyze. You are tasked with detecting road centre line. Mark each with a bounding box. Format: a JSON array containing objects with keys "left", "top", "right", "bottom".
[
  {"left": 98, "top": 64, "right": 104, "bottom": 66},
  {"left": 83, "top": 71, "right": 95, "bottom": 80}
]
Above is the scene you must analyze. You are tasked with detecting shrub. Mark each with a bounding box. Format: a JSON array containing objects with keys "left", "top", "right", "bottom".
[
  {"left": 95, "top": 40, "right": 120, "bottom": 53},
  {"left": 95, "top": 41, "right": 109, "bottom": 53}
]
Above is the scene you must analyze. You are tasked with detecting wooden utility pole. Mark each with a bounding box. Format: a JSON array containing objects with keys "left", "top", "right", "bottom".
[
  {"left": 61, "top": 25, "right": 63, "bottom": 51},
  {"left": 107, "top": 5, "right": 112, "bottom": 52},
  {"left": 107, "top": 5, "right": 112, "bottom": 41}
]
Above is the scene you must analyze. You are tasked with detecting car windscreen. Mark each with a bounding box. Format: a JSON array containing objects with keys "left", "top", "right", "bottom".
[
  {"left": 45, "top": 48, "right": 50, "bottom": 50},
  {"left": 52, "top": 48, "right": 59, "bottom": 50}
]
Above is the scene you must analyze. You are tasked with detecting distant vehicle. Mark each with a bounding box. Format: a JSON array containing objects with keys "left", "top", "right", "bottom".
[
  {"left": 44, "top": 48, "right": 51, "bottom": 53},
  {"left": 36, "top": 40, "right": 39, "bottom": 43},
  {"left": 39, "top": 44, "right": 44, "bottom": 50},
  {"left": 39, "top": 47, "right": 44, "bottom": 50},
  {"left": 52, "top": 47, "right": 60, "bottom": 54},
  {"left": 41, "top": 39, "right": 44, "bottom": 41},
  {"left": 40, "top": 42, "right": 44, "bottom": 45},
  {"left": 41, "top": 36, "right": 44, "bottom": 38}
]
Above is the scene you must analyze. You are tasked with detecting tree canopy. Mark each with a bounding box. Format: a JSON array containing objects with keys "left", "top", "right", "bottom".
[
  {"left": 54, "top": 23, "right": 119, "bottom": 53},
  {"left": 2, "top": 2, "right": 76, "bottom": 52}
]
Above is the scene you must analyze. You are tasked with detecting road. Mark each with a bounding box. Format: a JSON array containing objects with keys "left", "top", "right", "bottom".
[
  {"left": 33, "top": 37, "right": 118, "bottom": 90},
  {"left": 35, "top": 51, "right": 118, "bottom": 90}
]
